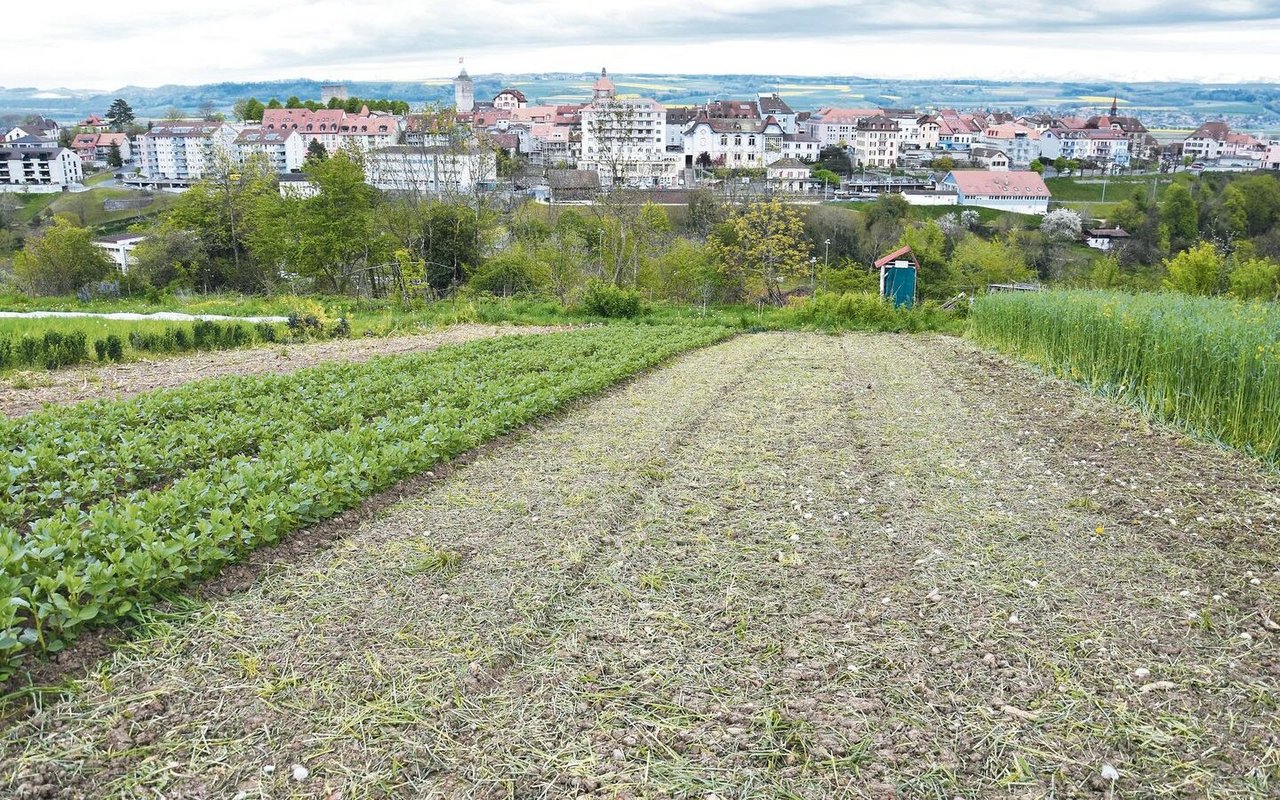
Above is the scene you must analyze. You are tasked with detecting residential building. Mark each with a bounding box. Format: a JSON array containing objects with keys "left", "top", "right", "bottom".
[
  {"left": 365, "top": 145, "right": 496, "bottom": 194},
  {"left": 579, "top": 69, "right": 674, "bottom": 187},
  {"left": 72, "top": 133, "right": 101, "bottom": 162},
  {"left": 93, "top": 233, "right": 147, "bottom": 272},
  {"left": 1084, "top": 228, "right": 1130, "bottom": 251},
  {"left": 234, "top": 127, "right": 305, "bottom": 173},
  {"left": 757, "top": 93, "right": 797, "bottom": 134},
  {"left": 803, "top": 108, "right": 882, "bottom": 147},
  {"left": 936, "top": 113, "right": 980, "bottom": 150},
  {"left": 969, "top": 147, "right": 1010, "bottom": 171},
  {"left": 705, "top": 100, "right": 759, "bottom": 120},
  {"left": 1266, "top": 141, "right": 1280, "bottom": 171},
  {"left": 852, "top": 115, "right": 900, "bottom": 168},
  {"left": 260, "top": 107, "right": 402, "bottom": 154},
  {"left": 136, "top": 120, "right": 236, "bottom": 183},
  {"left": 1054, "top": 129, "right": 1131, "bottom": 168},
  {"left": 681, "top": 112, "right": 784, "bottom": 169},
  {"left": 940, "top": 170, "right": 1051, "bottom": 215},
  {"left": 4, "top": 118, "right": 59, "bottom": 143},
  {"left": 766, "top": 157, "right": 811, "bottom": 192},
  {"left": 454, "top": 59, "right": 474, "bottom": 113},
  {"left": 493, "top": 88, "right": 528, "bottom": 111},
  {"left": 782, "top": 133, "right": 821, "bottom": 162},
  {"left": 95, "top": 132, "right": 132, "bottom": 162},
  {"left": 78, "top": 115, "right": 109, "bottom": 132},
  {"left": 915, "top": 116, "right": 941, "bottom": 149},
  {"left": 0, "top": 141, "right": 82, "bottom": 186},
  {"left": 1184, "top": 122, "right": 1231, "bottom": 161},
  {"left": 975, "top": 123, "right": 1041, "bottom": 168},
  {"left": 665, "top": 107, "right": 695, "bottom": 151}
]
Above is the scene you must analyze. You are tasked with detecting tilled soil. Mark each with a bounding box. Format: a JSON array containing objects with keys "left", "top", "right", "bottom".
[
  {"left": 0, "top": 324, "right": 573, "bottom": 417},
  {"left": 2, "top": 332, "right": 1278, "bottom": 799}
]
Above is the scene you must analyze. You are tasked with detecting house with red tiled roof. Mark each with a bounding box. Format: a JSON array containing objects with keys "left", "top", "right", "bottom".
[
  {"left": 803, "top": 107, "right": 884, "bottom": 147},
  {"left": 493, "top": 88, "right": 528, "bottom": 111},
  {"left": 261, "top": 106, "right": 403, "bottom": 154},
  {"left": 974, "top": 123, "right": 1041, "bottom": 168},
  {"left": 940, "top": 170, "right": 1051, "bottom": 215}
]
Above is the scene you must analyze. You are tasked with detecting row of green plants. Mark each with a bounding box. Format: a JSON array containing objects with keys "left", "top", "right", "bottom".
[
  {"left": 0, "top": 317, "right": 352, "bottom": 372},
  {"left": 0, "top": 325, "right": 731, "bottom": 677},
  {"left": 970, "top": 290, "right": 1280, "bottom": 462}
]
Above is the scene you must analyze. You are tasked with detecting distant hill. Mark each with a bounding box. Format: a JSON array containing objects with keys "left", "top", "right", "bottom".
[{"left": 3, "top": 74, "right": 1279, "bottom": 134}]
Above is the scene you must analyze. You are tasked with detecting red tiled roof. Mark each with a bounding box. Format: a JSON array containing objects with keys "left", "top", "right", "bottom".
[{"left": 945, "top": 170, "right": 1050, "bottom": 198}]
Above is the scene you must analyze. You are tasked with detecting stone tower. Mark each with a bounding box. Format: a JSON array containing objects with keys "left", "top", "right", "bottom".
[
  {"left": 592, "top": 67, "right": 616, "bottom": 101},
  {"left": 454, "top": 58, "right": 474, "bottom": 113}
]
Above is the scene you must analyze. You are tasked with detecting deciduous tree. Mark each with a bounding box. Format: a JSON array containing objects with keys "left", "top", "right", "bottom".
[
  {"left": 12, "top": 219, "right": 115, "bottom": 295},
  {"left": 709, "top": 198, "right": 811, "bottom": 305}
]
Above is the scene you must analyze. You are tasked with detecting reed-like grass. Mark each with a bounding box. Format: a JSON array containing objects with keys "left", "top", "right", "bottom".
[{"left": 971, "top": 290, "right": 1280, "bottom": 463}]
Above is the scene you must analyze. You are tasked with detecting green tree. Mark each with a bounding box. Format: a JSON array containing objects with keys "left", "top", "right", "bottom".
[
  {"left": 106, "top": 141, "right": 123, "bottom": 168},
  {"left": 266, "top": 98, "right": 283, "bottom": 110},
  {"left": 1160, "top": 182, "right": 1199, "bottom": 251},
  {"left": 1089, "top": 255, "right": 1123, "bottom": 288},
  {"left": 1235, "top": 175, "right": 1280, "bottom": 236},
  {"left": 1162, "top": 241, "right": 1223, "bottom": 296},
  {"left": 1227, "top": 257, "right": 1280, "bottom": 300},
  {"left": 131, "top": 229, "right": 208, "bottom": 289},
  {"left": 949, "top": 236, "right": 1033, "bottom": 292},
  {"left": 811, "top": 168, "right": 841, "bottom": 187},
  {"left": 12, "top": 218, "right": 115, "bottom": 295},
  {"left": 931, "top": 155, "right": 955, "bottom": 172},
  {"left": 897, "top": 221, "right": 951, "bottom": 298},
  {"left": 306, "top": 139, "right": 328, "bottom": 162},
  {"left": 1029, "top": 160, "right": 1045, "bottom": 175},
  {"left": 708, "top": 199, "right": 811, "bottom": 305},
  {"left": 1220, "top": 183, "right": 1249, "bottom": 237},
  {"left": 105, "top": 98, "right": 135, "bottom": 129}
]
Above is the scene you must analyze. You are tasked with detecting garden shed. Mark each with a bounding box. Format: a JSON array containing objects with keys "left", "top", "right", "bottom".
[{"left": 874, "top": 245, "right": 919, "bottom": 308}]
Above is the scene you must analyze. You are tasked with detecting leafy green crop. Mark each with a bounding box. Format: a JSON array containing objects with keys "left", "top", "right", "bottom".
[{"left": 0, "top": 325, "right": 732, "bottom": 676}]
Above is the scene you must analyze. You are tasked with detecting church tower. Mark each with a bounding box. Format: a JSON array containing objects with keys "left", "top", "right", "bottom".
[
  {"left": 592, "top": 67, "right": 616, "bottom": 101},
  {"left": 454, "top": 58, "right": 474, "bottom": 113},
  {"left": 1109, "top": 96, "right": 1119, "bottom": 117}
]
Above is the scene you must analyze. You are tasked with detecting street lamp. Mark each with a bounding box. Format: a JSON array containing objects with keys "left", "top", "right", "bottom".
[
  {"left": 823, "top": 238, "right": 831, "bottom": 271},
  {"left": 809, "top": 257, "right": 818, "bottom": 293}
]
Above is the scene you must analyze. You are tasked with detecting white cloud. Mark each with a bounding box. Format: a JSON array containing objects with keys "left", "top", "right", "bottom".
[{"left": 11, "top": 0, "right": 1280, "bottom": 88}]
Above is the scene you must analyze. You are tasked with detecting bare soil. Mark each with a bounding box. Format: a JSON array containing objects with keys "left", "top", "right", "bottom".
[
  {"left": 2, "top": 332, "right": 1278, "bottom": 798},
  {"left": 0, "top": 324, "right": 574, "bottom": 417}
]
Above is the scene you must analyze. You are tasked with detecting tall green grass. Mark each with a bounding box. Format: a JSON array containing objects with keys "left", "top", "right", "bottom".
[{"left": 971, "top": 290, "right": 1280, "bottom": 462}]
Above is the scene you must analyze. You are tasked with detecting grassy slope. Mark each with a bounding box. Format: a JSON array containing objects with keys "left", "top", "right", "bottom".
[{"left": 3, "top": 333, "right": 1276, "bottom": 796}]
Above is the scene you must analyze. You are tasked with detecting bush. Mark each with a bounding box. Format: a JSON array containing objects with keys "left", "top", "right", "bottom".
[
  {"left": 105, "top": 334, "right": 125, "bottom": 362},
  {"left": 581, "top": 280, "right": 643, "bottom": 319}
]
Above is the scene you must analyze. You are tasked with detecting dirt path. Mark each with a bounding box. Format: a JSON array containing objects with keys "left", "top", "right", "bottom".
[
  {"left": 0, "top": 324, "right": 573, "bottom": 417},
  {"left": 3, "top": 333, "right": 1278, "bottom": 798}
]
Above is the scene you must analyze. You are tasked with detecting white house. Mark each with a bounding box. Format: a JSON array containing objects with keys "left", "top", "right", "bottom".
[
  {"left": 365, "top": 145, "right": 497, "bottom": 194},
  {"left": 578, "top": 69, "right": 674, "bottom": 187},
  {"left": 974, "top": 123, "right": 1041, "bottom": 168},
  {"left": 93, "top": 233, "right": 147, "bottom": 272},
  {"left": 1084, "top": 228, "right": 1130, "bottom": 251},
  {"left": 681, "top": 113, "right": 784, "bottom": 169},
  {"left": 781, "top": 133, "right": 821, "bottom": 162},
  {"left": 969, "top": 147, "right": 1010, "bottom": 171},
  {"left": 0, "top": 141, "right": 83, "bottom": 186},
  {"left": 234, "top": 128, "right": 305, "bottom": 174},
  {"left": 1266, "top": 141, "right": 1280, "bottom": 171},
  {"left": 803, "top": 108, "right": 882, "bottom": 147},
  {"left": 852, "top": 115, "right": 900, "bottom": 168},
  {"left": 941, "top": 170, "right": 1051, "bottom": 215},
  {"left": 136, "top": 120, "right": 237, "bottom": 183},
  {"left": 766, "top": 157, "right": 811, "bottom": 192},
  {"left": 757, "top": 93, "right": 797, "bottom": 134},
  {"left": 492, "top": 88, "right": 528, "bottom": 111}
]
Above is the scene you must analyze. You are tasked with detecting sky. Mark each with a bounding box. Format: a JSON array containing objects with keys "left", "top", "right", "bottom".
[{"left": 8, "top": 0, "right": 1280, "bottom": 90}]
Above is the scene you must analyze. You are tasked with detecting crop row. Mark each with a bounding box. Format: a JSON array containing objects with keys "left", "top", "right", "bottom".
[
  {"left": 0, "top": 336, "right": 583, "bottom": 528},
  {"left": 970, "top": 290, "right": 1280, "bottom": 461},
  {"left": 0, "top": 325, "right": 731, "bottom": 676}
]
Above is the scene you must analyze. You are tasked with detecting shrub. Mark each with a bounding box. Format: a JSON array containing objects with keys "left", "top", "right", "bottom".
[
  {"left": 581, "top": 280, "right": 643, "bottom": 319},
  {"left": 105, "top": 334, "right": 125, "bottom": 362}
]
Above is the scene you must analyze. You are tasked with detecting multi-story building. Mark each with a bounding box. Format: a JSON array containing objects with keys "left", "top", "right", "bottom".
[
  {"left": 493, "top": 88, "right": 527, "bottom": 111},
  {"left": 803, "top": 108, "right": 882, "bottom": 147},
  {"left": 260, "top": 107, "right": 402, "bottom": 155},
  {"left": 782, "top": 133, "right": 821, "bottom": 162},
  {"left": 136, "top": 121, "right": 236, "bottom": 183},
  {"left": 1051, "top": 129, "right": 1131, "bottom": 168},
  {"left": 3, "top": 116, "right": 59, "bottom": 142},
  {"left": 766, "top": 157, "right": 811, "bottom": 192},
  {"left": 234, "top": 128, "right": 305, "bottom": 173},
  {"left": 365, "top": 145, "right": 496, "bottom": 194},
  {"left": 852, "top": 115, "right": 900, "bottom": 168},
  {"left": 579, "top": 69, "right": 674, "bottom": 187},
  {"left": 0, "top": 139, "right": 82, "bottom": 186},
  {"left": 1266, "top": 141, "right": 1280, "bottom": 171},
  {"left": 70, "top": 132, "right": 133, "bottom": 164},
  {"left": 974, "top": 123, "right": 1041, "bottom": 168},
  {"left": 681, "top": 113, "right": 784, "bottom": 169},
  {"left": 757, "top": 93, "right": 797, "bottom": 134},
  {"left": 454, "top": 59, "right": 474, "bottom": 113},
  {"left": 93, "top": 233, "right": 147, "bottom": 272}
]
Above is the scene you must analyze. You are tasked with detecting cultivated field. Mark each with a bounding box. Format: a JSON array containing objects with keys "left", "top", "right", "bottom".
[{"left": 3, "top": 332, "right": 1277, "bottom": 798}]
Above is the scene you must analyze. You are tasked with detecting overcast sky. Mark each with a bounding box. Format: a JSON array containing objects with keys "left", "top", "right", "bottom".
[{"left": 9, "top": 0, "right": 1280, "bottom": 90}]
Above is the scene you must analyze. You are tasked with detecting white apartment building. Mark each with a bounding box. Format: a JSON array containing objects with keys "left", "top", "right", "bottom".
[
  {"left": 852, "top": 115, "right": 900, "bottom": 168},
  {"left": 93, "top": 233, "right": 147, "bottom": 272},
  {"left": 579, "top": 69, "right": 673, "bottom": 187},
  {"left": 757, "top": 93, "right": 797, "bottom": 134},
  {"left": 681, "top": 114, "right": 784, "bottom": 169},
  {"left": 136, "top": 121, "right": 237, "bottom": 183},
  {"left": 1052, "top": 129, "right": 1131, "bottom": 167},
  {"left": 0, "top": 140, "right": 82, "bottom": 186},
  {"left": 365, "top": 145, "right": 497, "bottom": 194},
  {"left": 782, "top": 133, "right": 821, "bottom": 162},
  {"left": 234, "top": 128, "right": 305, "bottom": 174}
]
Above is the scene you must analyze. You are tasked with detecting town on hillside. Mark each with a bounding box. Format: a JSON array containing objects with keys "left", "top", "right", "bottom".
[{"left": 3, "top": 63, "right": 1279, "bottom": 278}]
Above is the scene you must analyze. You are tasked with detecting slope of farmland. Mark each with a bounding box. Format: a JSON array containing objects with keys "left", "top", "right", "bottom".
[
  {"left": 0, "top": 323, "right": 573, "bottom": 417},
  {"left": 3, "top": 333, "right": 1279, "bottom": 798}
]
